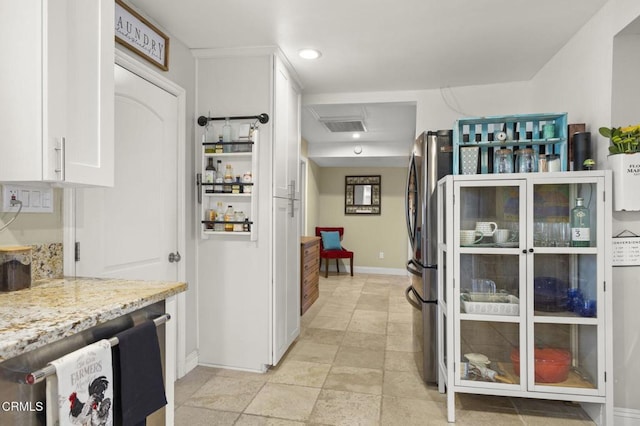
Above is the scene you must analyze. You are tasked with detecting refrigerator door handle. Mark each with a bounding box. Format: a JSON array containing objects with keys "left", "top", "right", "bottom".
[
  {"left": 405, "top": 285, "right": 423, "bottom": 311},
  {"left": 405, "top": 153, "right": 418, "bottom": 250},
  {"left": 406, "top": 259, "right": 423, "bottom": 277}
]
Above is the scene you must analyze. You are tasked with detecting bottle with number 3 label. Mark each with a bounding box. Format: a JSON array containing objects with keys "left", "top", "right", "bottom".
[{"left": 571, "top": 197, "right": 590, "bottom": 247}]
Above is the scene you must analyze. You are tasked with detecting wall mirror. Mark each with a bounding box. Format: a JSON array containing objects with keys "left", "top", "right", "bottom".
[{"left": 345, "top": 175, "right": 381, "bottom": 214}]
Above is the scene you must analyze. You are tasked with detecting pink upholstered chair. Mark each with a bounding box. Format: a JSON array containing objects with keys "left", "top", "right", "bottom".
[{"left": 315, "top": 227, "right": 354, "bottom": 278}]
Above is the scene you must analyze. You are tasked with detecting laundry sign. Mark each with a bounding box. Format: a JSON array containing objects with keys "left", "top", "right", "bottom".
[{"left": 115, "top": 0, "right": 169, "bottom": 71}]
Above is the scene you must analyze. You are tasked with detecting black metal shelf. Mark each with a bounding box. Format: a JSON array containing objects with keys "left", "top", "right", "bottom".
[{"left": 197, "top": 113, "right": 269, "bottom": 127}]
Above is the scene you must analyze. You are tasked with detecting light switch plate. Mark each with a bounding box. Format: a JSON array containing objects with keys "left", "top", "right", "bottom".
[{"left": 1, "top": 184, "right": 54, "bottom": 213}]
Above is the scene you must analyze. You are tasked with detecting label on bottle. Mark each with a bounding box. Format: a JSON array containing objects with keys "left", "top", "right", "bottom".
[{"left": 571, "top": 227, "right": 590, "bottom": 241}]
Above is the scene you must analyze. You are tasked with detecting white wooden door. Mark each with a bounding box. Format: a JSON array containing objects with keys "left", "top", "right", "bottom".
[{"left": 74, "top": 64, "right": 179, "bottom": 280}]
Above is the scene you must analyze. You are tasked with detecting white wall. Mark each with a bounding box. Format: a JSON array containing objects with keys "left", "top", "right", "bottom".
[{"left": 528, "top": 0, "right": 640, "bottom": 419}]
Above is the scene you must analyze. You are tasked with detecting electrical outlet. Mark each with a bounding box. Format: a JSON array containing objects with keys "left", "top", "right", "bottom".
[
  {"left": 379, "top": 251, "right": 384, "bottom": 259},
  {"left": 1, "top": 184, "right": 54, "bottom": 213}
]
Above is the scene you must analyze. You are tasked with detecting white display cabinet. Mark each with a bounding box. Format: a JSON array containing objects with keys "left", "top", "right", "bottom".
[{"left": 437, "top": 171, "right": 612, "bottom": 425}]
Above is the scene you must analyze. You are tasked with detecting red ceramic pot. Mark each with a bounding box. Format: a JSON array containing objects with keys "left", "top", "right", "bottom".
[{"left": 510, "top": 348, "right": 571, "bottom": 383}]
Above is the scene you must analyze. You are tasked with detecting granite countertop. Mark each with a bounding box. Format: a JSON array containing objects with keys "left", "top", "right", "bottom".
[{"left": 0, "top": 277, "right": 187, "bottom": 363}]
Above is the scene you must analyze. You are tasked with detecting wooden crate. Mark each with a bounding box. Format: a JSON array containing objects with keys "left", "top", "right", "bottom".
[{"left": 452, "top": 113, "right": 568, "bottom": 174}]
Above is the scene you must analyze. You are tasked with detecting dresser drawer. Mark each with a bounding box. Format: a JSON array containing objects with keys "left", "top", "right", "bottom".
[{"left": 300, "top": 236, "right": 321, "bottom": 315}]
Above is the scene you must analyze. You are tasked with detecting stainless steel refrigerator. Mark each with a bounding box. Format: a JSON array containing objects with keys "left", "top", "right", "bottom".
[{"left": 405, "top": 130, "right": 452, "bottom": 384}]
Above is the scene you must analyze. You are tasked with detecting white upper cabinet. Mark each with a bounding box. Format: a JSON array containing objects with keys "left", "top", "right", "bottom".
[
  {"left": 272, "top": 56, "right": 301, "bottom": 200},
  {"left": 0, "top": 0, "right": 114, "bottom": 186}
]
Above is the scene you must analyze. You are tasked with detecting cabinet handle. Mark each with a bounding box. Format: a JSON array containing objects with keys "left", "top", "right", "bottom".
[
  {"left": 522, "top": 249, "right": 527, "bottom": 254},
  {"left": 55, "top": 137, "right": 66, "bottom": 181},
  {"left": 529, "top": 248, "right": 534, "bottom": 253}
]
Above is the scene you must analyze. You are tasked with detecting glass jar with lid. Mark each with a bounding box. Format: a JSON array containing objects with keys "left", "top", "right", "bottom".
[
  {"left": 516, "top": 148, "right": 537, "bottom": 173},
  {"left": 493, "top": 148, "right": 513, "bottom": 174}
]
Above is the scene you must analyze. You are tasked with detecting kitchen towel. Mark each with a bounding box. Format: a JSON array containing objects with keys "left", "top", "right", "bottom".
[
  {"left": 46, "top": 339, "right": 113, "bottom": 426},
  {"left": 113, "top": 319, "right": 167, "bottom": 426}
]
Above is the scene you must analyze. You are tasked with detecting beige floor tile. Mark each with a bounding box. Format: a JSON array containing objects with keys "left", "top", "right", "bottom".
[
  {"left": 388, "top": 310, "right": 413, "bottom": 324},
  {"left": 384, "top": 350, "right": 421, "bottom": 372},
  {"left": 387, "top": 321, "right": 412, "bottom": 336},
  {"left": 316, "top": 304, "right": 355, "bottom": 319},
  {"left": 175, "top": 366, "right": 218, "bottom": 405},
  {"left": 174, "top": 406, "right": 239, "bottom": 425},
  {"left": 287, "top": 341, "right": 339, "bottom": 364},
  {"left": 309, "top": 389, "right": 381, "bottom": 425},
  {"left": 268, "top": 360, "right": 331, "bottom": 387},
  {"left": 308, "top": 314, "right": 352, "bottom": 331},
  {"left": 244, "top": 383, "right": 320, "bottom": 421},
  {"left": 348, "top": 310, "right": 388, "bottom": 334},
  {"left": 356, "top": 293, "right": 389, "bottom": 311},
  {"left": 386, "top": 333, "right": 421, "bottom": 352},
  {"left": 453, "top": 410, "right": 524, "bottom": 425},
  {"left": 383, "top": 370, "right": 438, "bottom": 400},
  {"left": 234, "top": 414, "right": 306, "bottom": 425},
  {"left": 341, "top": 331, "right": 387, "bottom": 350},
  {"left": 323, "top": 365, "right": 384, "bottom": 395},
  {"left": 381, "top": 395, "right": 449, "bottom": 426},
  {"left": 333, "top": 345, "right": 385, "bottom": 369},
  {"left": 298, "top": 327, "right": 345, "bottom": 345},
  {"left": 361, "top": 284, "right": 391, "bottom": 297},
  {"left": 184, "top": 375, "right": 265, "bottom": 412}
]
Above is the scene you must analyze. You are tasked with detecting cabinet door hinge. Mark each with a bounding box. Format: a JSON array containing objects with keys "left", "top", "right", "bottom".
[
  {"left": 603, "top": 281, "right": 606, "bottom": 292},
  {"left": 604, "top": 371, "right": 606, "bottom": 382},
  {"left": 74, "top": 242, "right": 80, "bottom": 262}
]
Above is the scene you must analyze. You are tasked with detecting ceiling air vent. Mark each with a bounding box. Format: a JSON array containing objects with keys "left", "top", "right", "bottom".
[{"left": 320, "top": 119, "right": 367, "bottom": 133}]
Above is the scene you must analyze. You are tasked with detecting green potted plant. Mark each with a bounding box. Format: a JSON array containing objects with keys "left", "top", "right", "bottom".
[{"left": 599, "top": 124, "right": 640, "bottom": 211}]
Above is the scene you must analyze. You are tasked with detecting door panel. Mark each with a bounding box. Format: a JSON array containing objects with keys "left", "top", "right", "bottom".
[{"left": 75, "top": 64, "right": 178, "bottom": 280}]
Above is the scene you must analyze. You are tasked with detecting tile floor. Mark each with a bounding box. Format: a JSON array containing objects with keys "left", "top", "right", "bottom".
[{"left": 175, "top": 273, "right": 595, "bottom": 425}]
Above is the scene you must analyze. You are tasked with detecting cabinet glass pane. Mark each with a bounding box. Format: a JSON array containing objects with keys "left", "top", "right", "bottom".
[
  {"left": 460, "top": 254, "right": 519, "bottom": 315},
  {"left": 459, "top": 185, "right": 520, "bottom": 246},
  {"left": 533, "top": 254, "right": 597, "bottom": 317},
  {"left": 533, "top": 183, "right": 597, "bottom": 248},
  {"left": 533, "top": 323, "right": 598, "bottom": 389},
  {"left": 460, "top": 320, "right": 519, "bottom": 384}
]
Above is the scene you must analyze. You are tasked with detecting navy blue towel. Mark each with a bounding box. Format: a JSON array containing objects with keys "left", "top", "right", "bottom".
[{"left": 113, "top": 319, "right": 167, "bottom": 426}]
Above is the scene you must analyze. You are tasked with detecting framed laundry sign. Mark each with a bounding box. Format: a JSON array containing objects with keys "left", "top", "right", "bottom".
[
  {"left": 115, "top": 0, "right": 169, "bottom": 71},
  {"left": 612, "top": 230, "right": 640, "bottom": 266}
]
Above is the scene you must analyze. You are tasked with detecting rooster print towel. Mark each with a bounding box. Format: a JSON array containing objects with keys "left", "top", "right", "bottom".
[{"left": 46, "top": 340, "right": 113, "bottom": 426}]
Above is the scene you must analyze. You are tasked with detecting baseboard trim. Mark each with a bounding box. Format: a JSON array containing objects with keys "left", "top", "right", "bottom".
[
  {"left": 353, "top": 266, "right": 407, "bottom": 276},
  {"left": 183, "top": 350, "right": 199, "bottom": 377},
  {"left": 615, "top": 407, "right": 640, "bottom": 425}
]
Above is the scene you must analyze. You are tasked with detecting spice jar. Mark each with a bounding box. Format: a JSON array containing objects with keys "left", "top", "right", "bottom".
[
  {"left": 547, "top": 154, "right": 561, "bottom": 172},
  {"left": 0, "top": 246, "right": 32, "bottom": 292},
  {"left": 234, "top": 211, "right": 246, "bottom": 231}
]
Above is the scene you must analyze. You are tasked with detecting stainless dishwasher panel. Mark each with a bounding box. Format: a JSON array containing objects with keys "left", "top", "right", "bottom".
[{"left": 0, "top": 300, "right": 166, "bottom": 426}]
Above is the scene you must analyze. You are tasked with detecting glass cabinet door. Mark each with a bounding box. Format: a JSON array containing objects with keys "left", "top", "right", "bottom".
[
  {"left": 454, "top": 181, "right": 526, "bottom": 386},
  {"left": 528, "top": 177, "right": 604, "bottom": 393}
]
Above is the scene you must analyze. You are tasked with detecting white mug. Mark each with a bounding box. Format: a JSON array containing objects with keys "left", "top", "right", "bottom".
[
  {"left": 494, "top": 229, "right": 510, "bottom": 243},
  {"left": 460, "top": 230, "right": 483, "bottom": 246},
  {"left": 475, "top": 221, "right": 497, "bottom": 237}
]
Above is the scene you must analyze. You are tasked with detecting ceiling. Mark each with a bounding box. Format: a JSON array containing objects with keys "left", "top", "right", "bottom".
[{"left": 128, "top": 0, "right": 610, "bottom": 167}]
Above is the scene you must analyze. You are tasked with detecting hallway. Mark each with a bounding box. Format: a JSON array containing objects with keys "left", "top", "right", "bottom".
[{"left": 174, "top": 273, "right": 594, "bottom": 425}]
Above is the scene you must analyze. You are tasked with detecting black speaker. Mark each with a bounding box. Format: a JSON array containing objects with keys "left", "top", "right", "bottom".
[{"left": 572, "top": 132, "right": 592, "bottom": 170}]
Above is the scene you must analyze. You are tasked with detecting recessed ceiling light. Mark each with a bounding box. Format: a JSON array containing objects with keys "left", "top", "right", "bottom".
[
  {"left": 352, "top": 133, "right": 361, "bottom": 139},
  {"left": 298, "top": 48, "right": 322, "bottom": 60}
]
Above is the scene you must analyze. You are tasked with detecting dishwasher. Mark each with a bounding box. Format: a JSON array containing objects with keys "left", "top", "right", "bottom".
[{"left": 0, "top": 301, "right": 167, "bottom": 426}]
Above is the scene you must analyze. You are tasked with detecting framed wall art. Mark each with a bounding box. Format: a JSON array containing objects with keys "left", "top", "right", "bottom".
[
  {"left": 345, "top": 175, "right": 381, "bottom": 215},
  {"left": 115, "top": 0, "right": 170, "bottom": 71}
]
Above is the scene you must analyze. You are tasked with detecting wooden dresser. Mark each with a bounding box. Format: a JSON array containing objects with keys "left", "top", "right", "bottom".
[{"left": 300, "top": 236, "right": 321, "bottom": 315}]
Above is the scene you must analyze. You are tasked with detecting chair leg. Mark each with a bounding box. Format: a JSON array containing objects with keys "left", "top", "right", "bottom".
[
  {"left": 350, "top": 257, "right": 354, "bottom": 276},
  {"left": 336, "top": 259, "right": 340, "bottom": 274},
  {"left": 324, "top": 258, "right": 329, "bottom": 278}
]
